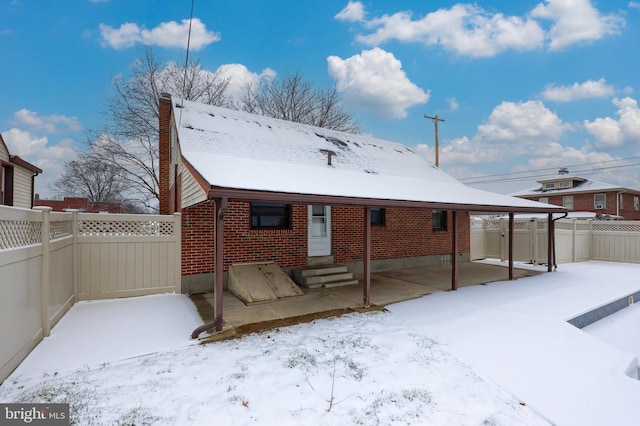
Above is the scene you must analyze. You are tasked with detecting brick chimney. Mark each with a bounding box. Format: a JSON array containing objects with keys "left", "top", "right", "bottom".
[{"left": 158, "top": 93, "right": 172, "bottom": 215}]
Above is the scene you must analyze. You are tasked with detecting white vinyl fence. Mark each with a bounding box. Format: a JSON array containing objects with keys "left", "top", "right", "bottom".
[
  {"left": 0, "top": 205, "right": 181, "bottom": 383},
  {"left": 471, "top": 217, "right": 640, "bottom": 265}
]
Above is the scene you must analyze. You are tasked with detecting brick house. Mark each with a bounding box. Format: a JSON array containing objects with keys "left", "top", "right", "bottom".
[
  {"left": 158, "top": 94, "right": 564, "bottom": 331},
  {"left": 511, "top": 171, "right": 640, "bottom": 220},
  {"left": 0, "top": 133, "right": 42, "bottom": 209},
  {"left": 33, "top": 194, "right": 124, "bottom": 213}
]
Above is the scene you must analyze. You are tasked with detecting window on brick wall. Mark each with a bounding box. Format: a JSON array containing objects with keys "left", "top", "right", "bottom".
[
  {"left": 432, "top": 210, "right": 447, "bottom": 231},
  {"left": 635, "top": 196, "right": 639, "bottom": 211},
  {"left": 371, "top": 207, "right": 385, "bottom": 226},
  {"left": 594, "top": 194, "right": 606, "bottom": 210},
  {"left": 250, "top": 202, "right": 291, "bottom": 229},
  {"left": 563, "top": 195, "right": 574, "bottom": 210},
  {"left": 619, "top": 193, "right": 624, "bottom": 210},
  {"left": 539, "top": 197, "right": 549, "bottom": 204}
]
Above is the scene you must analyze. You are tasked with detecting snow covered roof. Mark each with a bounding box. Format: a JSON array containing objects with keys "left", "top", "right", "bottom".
[
  {"left": 510, "top": 178, "right": 637, "bottom": 197},
  {"left": 175, "top": 100, "right": 564, "bottom": 212}
]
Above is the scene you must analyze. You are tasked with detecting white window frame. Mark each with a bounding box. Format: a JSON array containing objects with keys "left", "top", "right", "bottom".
[
  {"left": 619, "top": 193, "right": 624, "bottom": 210},
  {"left": 635, "top": 196, "right": 639, "bottom": 211},
  {"left": 562, "top": 195, "right": 574, "bottom": 210},
  {"left": 539, "top": 197, "right": 549, "bottom": 204},
  {"left": 594, "top": 194, "right": 606, "bottom": 210}
]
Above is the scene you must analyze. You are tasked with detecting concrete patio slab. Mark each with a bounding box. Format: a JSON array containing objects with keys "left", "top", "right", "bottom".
[{"left": 191, "top": 261, "right": 542, "bottom": 339}]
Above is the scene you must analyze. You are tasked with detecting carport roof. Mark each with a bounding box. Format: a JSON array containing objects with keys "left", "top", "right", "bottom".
[{"left": 174, "top": 99, "right": 565, "bottom": 213}]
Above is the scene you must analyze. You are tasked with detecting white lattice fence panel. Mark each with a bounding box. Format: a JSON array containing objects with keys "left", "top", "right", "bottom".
[
  {"left": 50, "top": 220, "right": 73, "bottom": 242},
  {"left": 0, "top": 220, "right": 41, "bottom": 250},
  {"left": 78, "top": 219, "right": 174, "bottom": 237},
  {"left": 592, "top": 222, "right": 640, "bottom": 233}
]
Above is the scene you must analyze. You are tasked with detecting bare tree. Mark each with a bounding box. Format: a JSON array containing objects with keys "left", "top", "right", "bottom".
[
  {"left": 50, "top": 150, "right": 126, "bottom": 204},
  {"left": 90, "top": 46, "right": 232, "bottom": 211},
  {"left": 238, "top": 71, "right": 358, "bottom": 133}
]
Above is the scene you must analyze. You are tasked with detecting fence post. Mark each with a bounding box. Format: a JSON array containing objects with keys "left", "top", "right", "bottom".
[
  {"left": 69, "top": 210, "right": 79, "bottom": 300},
  {"left": 34, "top": 206, "right": 52, "bottom": 337},
  {"left": 589, "top": 219, "right": 594, "bottom": 261},
  {"left": 572, "top": 218, "right": 577, "bottom": 263},
  {"left": 173, "top": 212, "right": 182, "bottom": 294},
  {"left": 531, "top": 218, "right": 538, "bottom": 264}
]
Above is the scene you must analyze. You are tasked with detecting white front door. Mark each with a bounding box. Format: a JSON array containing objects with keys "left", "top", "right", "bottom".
[{"left": 308, "top": 205, "right": 331, "bottom": 256}]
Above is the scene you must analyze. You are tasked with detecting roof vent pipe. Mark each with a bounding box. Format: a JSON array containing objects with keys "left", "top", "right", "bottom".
[
  {"left": 320, "top": 149, "right": 337, "bottom": 166},
  {"left": 558, "top": 167, "right": 569, "bottom": 175}
]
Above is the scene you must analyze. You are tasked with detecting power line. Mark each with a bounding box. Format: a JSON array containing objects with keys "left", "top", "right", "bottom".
[
  {"left": 178, "top": 0, "right": 195, "bottom": 129},
  {"left": 459, "top": 156, "right": 640, "bottom": 185}
]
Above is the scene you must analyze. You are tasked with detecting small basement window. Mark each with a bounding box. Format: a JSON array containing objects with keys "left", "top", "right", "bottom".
[{"left": 250, "top": 202, "right": 291, "bottom": 229}]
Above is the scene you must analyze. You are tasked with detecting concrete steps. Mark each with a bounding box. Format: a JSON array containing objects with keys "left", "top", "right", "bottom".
[{"left": 292, "top": 263, "right": 358, "bottom": 289}]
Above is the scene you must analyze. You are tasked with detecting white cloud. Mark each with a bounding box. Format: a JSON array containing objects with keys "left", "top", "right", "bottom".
[
  {"left": 99, "top": 18, "right": 220, "bottom": 51},
  {"left": 421, "top": 100, "right": 572, "bottom": 167},
  {"left": 12, "top": 109, "right": 82, "bottom": 134},
  {"left": 354, "top": 4, "right": 544, "bottom": 58},
  {"left": 214, "top": 64, "right": 276, "bottom": 102},
  {"left": 531, "top": 0, "right": 625, "bottom": 51},
  {"left": 327, "top": 47, "right": 429, "bottom": 119},
  {"left": 2, "top": 128, "right": 78, "bottom": 197},
  {"left": 631, "top": 2, "right": 640, "bottom": 11},
  {"left": 446, "top": 97, "right": 459, "bottom": 111},
  {"left": 584, "top": 97, "right": 640, "bottom": 148},
  {"left": 335, "top": 1, "right": 365, "bottom": 22},
  {"left": 477, "top": 100, "right": 571, "bottom": 143},
  {"left": 541, "top": 78, "right": 615, "bottom": 102},
  {"left": 338, "top": 1, "right": 623, "bottom": 57}
]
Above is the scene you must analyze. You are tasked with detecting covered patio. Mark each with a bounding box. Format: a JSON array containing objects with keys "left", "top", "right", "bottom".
[{"left": 190, "top": 261, "right": 542, "bottom": 340}]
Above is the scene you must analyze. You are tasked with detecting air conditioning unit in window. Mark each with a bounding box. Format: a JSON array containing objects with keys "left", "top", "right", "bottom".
[{"left": 595, "top": 204, "right": 604, "bottom": 210}]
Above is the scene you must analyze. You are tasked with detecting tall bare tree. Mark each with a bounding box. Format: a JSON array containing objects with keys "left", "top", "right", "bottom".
[
  {"left": 238, "top": 71, "right": 358, "bottom": 133},
  {"left": 90, "top": 47, "right": 232, "bottom": 211},
  {"left": 50, "top": 150, "right": 126, "bottom": 204}
]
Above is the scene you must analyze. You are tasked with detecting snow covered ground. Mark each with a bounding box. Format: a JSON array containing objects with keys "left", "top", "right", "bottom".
[{"left": 1, "top": 261, "right": 639, "bottom": 425}]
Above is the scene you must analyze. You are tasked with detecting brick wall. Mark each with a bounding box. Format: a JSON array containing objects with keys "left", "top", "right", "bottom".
[
  {"left": 182, "top": 201, "right": 471, "bottom": 276},
  {"left": 522, "top": 191, "right": 640, "bottom": 220}
]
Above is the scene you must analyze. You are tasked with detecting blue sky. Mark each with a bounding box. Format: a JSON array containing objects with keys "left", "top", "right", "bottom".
[{"left": 2, "top": 0, "right": 640, "bottom": 197}]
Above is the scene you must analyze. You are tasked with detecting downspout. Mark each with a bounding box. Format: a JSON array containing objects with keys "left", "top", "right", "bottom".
[
  {"left": 551, "top": 212, "right": 568, "bottom": 270},
  {"left": 191, "top": 197, "right": 228, "bottom": 339}
]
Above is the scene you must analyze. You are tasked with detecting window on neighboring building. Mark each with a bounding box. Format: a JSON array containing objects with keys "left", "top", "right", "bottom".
[
  {"left": 635, "top": 196, "right": 639, "bottom": 211},
  {"left": 1, "top": 164, "right": 13, "bottom": 206},
  {"left": 619, "top": 194, "right": 624, "bottom": 210},
  {"left": 370, "top": 207, "right": 385, "bottom": 226},
  {"left": 250, "top": 202, "right": 291, "bottom": 229},
  {"left": 539, "top": 197, "right": 549, "bottom": 204},
  {"left": 544, "top": 183, "right": 555, "bottom": 190},
  {"left": 563, "top": 196, "right": 574, "bottom": 210},
  {"left": 594, "top": 194, "right": 606, "bottom": 210},
  {"left": 432, "top": 210, "right": 447, "bottom": 231},
  {"left": 558, "top": 181, "right": 572, "bottom": 189}
]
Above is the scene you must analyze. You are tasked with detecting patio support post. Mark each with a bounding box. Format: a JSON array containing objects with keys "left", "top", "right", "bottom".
[
  {"left": 508, "top": 212, "right": 514, "bottom": 280},
  {"left": 451, "top": 211, "right": 458, "bottom": 291},
  {"left": 214, "top": 197, "right": 227, "bottom": 332},
  {"left": 363, "top": 207, "right": 371, "bottom": 307},
  {"left": 547, "top": 213, "right": 553, "bottom": 272}
]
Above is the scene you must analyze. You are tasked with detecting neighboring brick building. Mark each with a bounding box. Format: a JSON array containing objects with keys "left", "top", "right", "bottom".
[
  {"left": 33, "top": 194, "right": 124, "bottom": 213},
  {"left": 157, "top": 94, "right": 564, "bottom": 326},
  {"left": 1, "top": 133, "right": 42, "bottom": 209},
  {"left": 511, "top": 171, "right": 640, "bottom": 220}
]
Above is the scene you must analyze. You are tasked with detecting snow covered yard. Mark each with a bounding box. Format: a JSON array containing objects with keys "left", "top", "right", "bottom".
[{"left": 1, "top": 261, "right": 640, "bottom": 425}]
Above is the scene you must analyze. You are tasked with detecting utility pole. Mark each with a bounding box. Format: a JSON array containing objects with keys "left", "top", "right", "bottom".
[{"left": 424, "top": 114, "right": 445, "bottom": 167}]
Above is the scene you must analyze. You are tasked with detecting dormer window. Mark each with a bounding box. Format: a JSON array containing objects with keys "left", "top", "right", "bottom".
[
  {"left": 544, "top": 183, "right": 555, "bottom": 190},
  {"left": 558, "top": 181, "right": 571, "bottom": 189}
]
